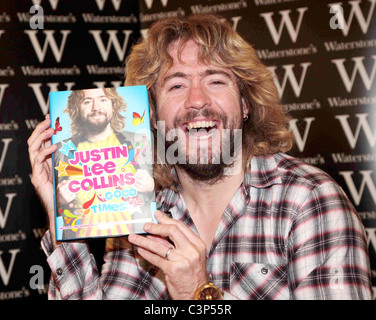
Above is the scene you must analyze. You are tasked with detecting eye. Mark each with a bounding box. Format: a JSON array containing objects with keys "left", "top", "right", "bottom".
[
  {"left": 82, "top": 99, "right": 92, "bottom": 105},
  {"left": 169, "top": 84, "right": 183, "bottom": 91},
  {"left": 210, "top": 80, "right": 225, "bottom": 85}
]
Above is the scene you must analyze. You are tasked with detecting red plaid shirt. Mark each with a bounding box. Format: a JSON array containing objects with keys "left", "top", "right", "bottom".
[{"left": 42, "top": 153, "right": 372, "bottom": 299}]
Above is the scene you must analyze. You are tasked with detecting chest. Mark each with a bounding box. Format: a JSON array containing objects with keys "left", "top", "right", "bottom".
[{"left": 139, "top": 209, "right": 292, "bottom": 300}]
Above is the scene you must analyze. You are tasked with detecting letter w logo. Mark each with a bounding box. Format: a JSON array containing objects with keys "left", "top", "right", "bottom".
[
  {"left": 29, "top": 82, "right": 76, "bottom": 115},
  {"left": 0, "top": 84, "right": 9, "bottom": 111},
  {"left": 332, "top": 56, "right": 376, "bottom": 92},
  {"left": 0, "top": 249, "right": 20, "bottom": 286},
  {"left": 328, "top": 0, "right": 376, "bottom": 36},
  {"left": 0, "top": 138, "right": 12, "bottom": 173},
  {"left": 260, "top": 7, "right": 308, "bottom": 45},
  {"left": 288, "top": 117, "right": 315, "bottom": 152},
  {"left": 268, "top": 62, "right": 311, "bottom": 98},
  {"left": 339, "top": 170, "right": 376, "bottom": 205},
  {"left": 365, "top": 228, "right": 376, "bottom": 253},
  {"left": 89, "top": 30, "right": 133, "bottom": 62},
  {"left": 335, "top": 113, "right": 376, "bottom": 148},
  {"left": 95, "top": 0, "right": 122, "bottom": 11},
  {"left": 144, "top": 0, "right": 169, "bottom": 9},
  {"left": 31, "top": 0, "right": 60, "bottom": 10},
  {"left": 24, "top": 30, "right": 71, "bottom": 63},
  {"left": 0, "top": 193, "right": 16, "bottom": 229}
]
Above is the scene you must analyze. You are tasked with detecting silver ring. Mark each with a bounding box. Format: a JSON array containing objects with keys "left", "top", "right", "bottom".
[{"left": 164, "top": 247, "right": 173, "bottom": 260}]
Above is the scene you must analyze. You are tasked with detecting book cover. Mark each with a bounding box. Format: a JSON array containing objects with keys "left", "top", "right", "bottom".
[{"left": 49, "top": 86, "right": 156, "bottom": 241}]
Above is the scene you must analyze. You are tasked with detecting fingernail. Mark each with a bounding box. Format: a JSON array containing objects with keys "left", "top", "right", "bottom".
[
  {"left": 144, "top": 223, "right": 151, "bottom": 231},
  {"left": 154, "top": 210, "right": 162, "bottom": 218}
]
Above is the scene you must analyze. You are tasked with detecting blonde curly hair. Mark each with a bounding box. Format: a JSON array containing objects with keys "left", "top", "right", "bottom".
[
  {"left": 124, "top": 14, "right": 293, "bottom": 190},
  {"left": 65, "top": 87, "right": 127, "bottom": 140}
]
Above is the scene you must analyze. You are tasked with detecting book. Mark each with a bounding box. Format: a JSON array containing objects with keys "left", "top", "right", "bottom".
[{"left": 49, "top": 86, "right": 156, "bottom": 241}]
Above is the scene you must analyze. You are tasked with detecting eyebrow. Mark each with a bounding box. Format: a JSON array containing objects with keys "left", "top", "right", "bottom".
[
  {"left": 163, "top": 69, "right": 234, "bottom": 84},
  {"left": 82, "top": 95, "right": 108, "bottom": 100}
]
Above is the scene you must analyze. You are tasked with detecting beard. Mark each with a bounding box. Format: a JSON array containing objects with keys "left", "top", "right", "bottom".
[
  {"left": 160, "top": 108, "right": 243, "bottom": 184},
  {"left": 82, "top": 112, "right": 110, "bottom": 135}
]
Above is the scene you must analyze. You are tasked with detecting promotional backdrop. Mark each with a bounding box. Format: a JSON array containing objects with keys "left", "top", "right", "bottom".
[{"left": 0, "top": 0, "right": 375, "bottom": 300}]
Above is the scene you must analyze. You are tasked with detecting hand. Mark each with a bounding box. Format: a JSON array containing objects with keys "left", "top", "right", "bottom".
[
  {"left": 128, "top": 210, "right": 208, "bottom": 300},
  {"left": 27, "top": 114, "right": 59, "bottom": 246},
  {"left": 134, "top": 169, "right": 155, "bottom": 193},
  {"left": 57, "top": 180, "right": 76, "bottom": 204}
]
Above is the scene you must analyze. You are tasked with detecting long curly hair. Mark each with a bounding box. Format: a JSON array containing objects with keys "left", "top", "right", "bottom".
[
  {"left": 124, "top": 14, "right": 293, "bottom": 190},
  {"left": 65, "top": 87, "right": 127, "bottom": 140}
]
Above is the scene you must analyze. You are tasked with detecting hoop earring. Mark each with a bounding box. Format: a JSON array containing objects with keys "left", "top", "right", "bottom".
[{"left": 243, "top": 115, "right": 249, "bottom": 122}]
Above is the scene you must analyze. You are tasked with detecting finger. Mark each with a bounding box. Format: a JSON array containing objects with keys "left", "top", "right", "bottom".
[
  {"left": 34, "top": 143, "right": 57, "bottom": 163},
  {"left": 27, "top": 115, "right": 51, "bottom": 148},
  {"left": 28, "top": 127, "right": 55, "bottom": 165},
  {"left": 153, "top": 211, "right": 206, "bottom": 250},
  {"left": 146, "top": 234, "right": 173, "bottom": 247},
  {"left": 134, "top": 175, "right": 145, "bottom": 183},
  {"left": 32, "top": 144, "right": 56, "bottom": 176},
  {"left": 143, "top": 220, "right": 190, "bottom": 251},
  {"left": 129, "top": 233, "right": 175, "bottom": 263},
  {"left": 135, "top": 184, "right": 146, "bottom": 192},
  {"left": 57, "top": 180, "right": 74, "bottom": 199},
  {"left": 57, "top": 179, "right": 70, "bottom": 188},
  {"left": 137, "top": 247, "right": 169, "bottom": 271},
  {"left": 135, "top": 178, "right": 145, "bottom": 185}
]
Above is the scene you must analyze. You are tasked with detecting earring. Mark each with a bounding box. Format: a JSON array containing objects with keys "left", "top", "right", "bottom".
[{"left": 243, "top": 115, "right": 249, "bottom": 122}]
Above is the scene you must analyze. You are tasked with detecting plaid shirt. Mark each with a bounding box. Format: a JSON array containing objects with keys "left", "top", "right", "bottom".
[{"left": 42, "top": 153, "right": 372, "bottom": 300}]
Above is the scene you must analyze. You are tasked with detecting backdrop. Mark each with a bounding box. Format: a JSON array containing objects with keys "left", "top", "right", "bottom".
[{"left": 0, "top": 0, "right": 375, "bottom": 300}]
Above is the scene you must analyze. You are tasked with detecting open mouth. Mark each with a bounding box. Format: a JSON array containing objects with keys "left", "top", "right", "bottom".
[{"left": 183, "top": 120, "right": 219, "bottom": 139}]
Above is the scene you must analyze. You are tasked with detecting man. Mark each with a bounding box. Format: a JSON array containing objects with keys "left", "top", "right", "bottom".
[{"left": 28, "top": 14, "right": 372, "bottom": 300}]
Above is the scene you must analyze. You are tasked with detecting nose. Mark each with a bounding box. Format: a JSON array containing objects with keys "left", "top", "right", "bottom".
[
  {"left": 91, "top": 98, "right": 99, "bottom": 110},
  {"left": 185, "top": 82, "right": 211, "bottom": 110}
]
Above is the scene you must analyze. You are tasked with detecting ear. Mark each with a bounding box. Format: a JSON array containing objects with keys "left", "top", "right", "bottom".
[
  {"left": 241, "top": 98, "right": 249, "bottom": 120},
  {"left": 151, "top": 111, "right": 157, "bottom": 129}
]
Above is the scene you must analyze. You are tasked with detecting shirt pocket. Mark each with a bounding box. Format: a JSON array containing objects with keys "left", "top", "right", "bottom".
[{"left": 230, "top": 262, "right": 289, "bottom": 300}]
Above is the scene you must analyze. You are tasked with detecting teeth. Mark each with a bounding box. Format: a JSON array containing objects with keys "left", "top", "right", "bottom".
[{"left": 186, "top": 121, "right": 216, "bottom": 130}]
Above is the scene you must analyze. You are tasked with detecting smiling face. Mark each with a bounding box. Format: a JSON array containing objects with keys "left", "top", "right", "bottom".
[
  {"left": 155, "top": 40, "right": 248, "bottom": 182},
  {"left": 79, "top": 88, "right": 113, "bottom": 134}
]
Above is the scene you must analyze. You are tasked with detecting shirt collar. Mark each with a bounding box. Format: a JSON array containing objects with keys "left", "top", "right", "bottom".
[
  {"left": 157, "top": 154, "right": 283, "bottom": 215},
  {"left": 246, "top": 154, "right": 282, "bottom": 189}
]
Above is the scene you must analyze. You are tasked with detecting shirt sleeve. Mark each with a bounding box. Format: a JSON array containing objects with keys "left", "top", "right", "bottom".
[
  {"left": 41, "top": 231, "right": 102, "bottom": 300},
  {"left": 287, "top": 181, "right": 372, "bottom": 300},
  {"left": 41, "top": 231, "right": 150, "bottom": 300}
]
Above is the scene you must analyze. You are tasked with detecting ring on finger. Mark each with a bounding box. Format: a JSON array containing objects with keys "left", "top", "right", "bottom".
[{"left": 164, "top": 247, "right": 174, "bottom": 260}]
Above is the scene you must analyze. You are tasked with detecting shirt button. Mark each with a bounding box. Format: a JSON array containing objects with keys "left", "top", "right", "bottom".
[
  {"left": 56, "top": 268, "right": 63, "bottom": 276},
  {"left": 261, "top": 267, "right": 268, "bottom": 275}
]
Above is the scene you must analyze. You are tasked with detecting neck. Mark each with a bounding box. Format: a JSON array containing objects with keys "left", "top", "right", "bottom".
[
  {"left": 176, "top": 164, "right": 245, "bottom": 217},
  {"left": 175, "top": 163, "right": 245, "bottom": 249}
]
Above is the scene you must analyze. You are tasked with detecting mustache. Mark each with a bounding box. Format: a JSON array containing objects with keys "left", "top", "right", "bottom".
[
  {"left": 88, "top": 111, "right": 106, "bottom": 117},
  {"left": 173, "top": 109, "right": 227, "bottom": 128}
]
